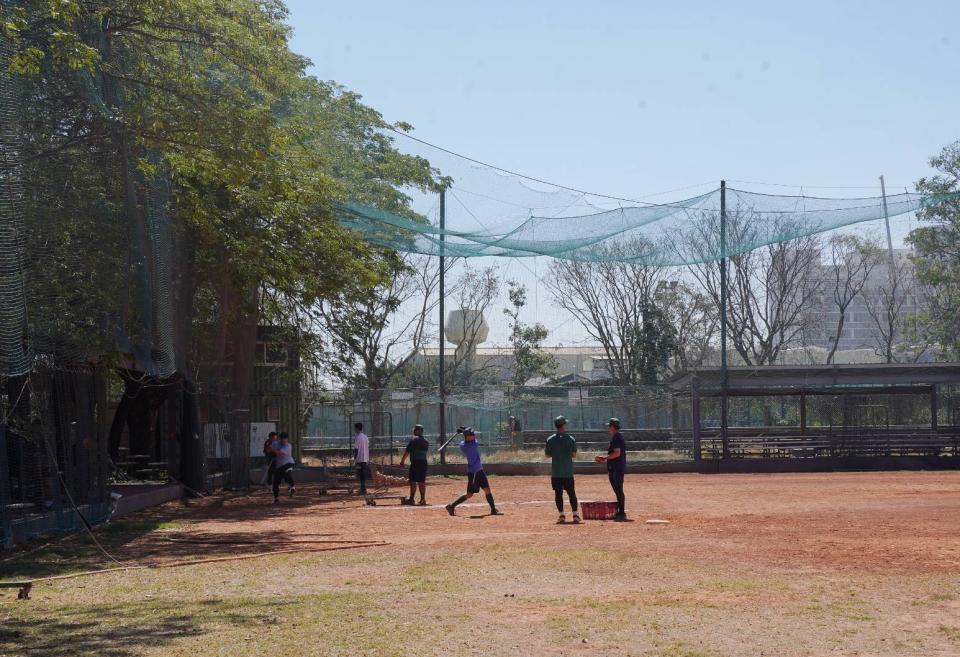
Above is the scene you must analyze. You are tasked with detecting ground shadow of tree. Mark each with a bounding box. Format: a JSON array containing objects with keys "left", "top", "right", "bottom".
[
  {"left": 3, "top": 488, "right": 377, "bottom": 580},
  {"left": 0, "top": 597, "right": 298, "bottom": 657}
]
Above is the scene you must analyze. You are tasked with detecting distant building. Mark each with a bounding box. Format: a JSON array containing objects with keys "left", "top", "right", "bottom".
[
  {"left": 412, "top": 345, "right": 613, "bottom": 384},
  {"left": 803, "top": 249, "right": 925, "bottom": 353}
]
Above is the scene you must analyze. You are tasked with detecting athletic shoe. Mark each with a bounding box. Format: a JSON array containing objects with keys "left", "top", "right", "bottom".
[
  {"left": 445, "top": 504, "right": 456, "bottom": 516},
  {"left": 400, "top": 497, "right": 413, "bottom": 506},
  {"left": 288, "top": 487, "right": 296, "bottom": 497},
  {"left": 572, "top": 513, "right": 582, "bottom": 524},
  {"left": 557, "top": 513, "right": 566, "bottom": 524},
  {"left": 490, "top": 508, "right": 503, "bottom": 516},
  {"left": 417, "top": 500, "right": 427, "bottom": 506},
  {"left": 273, "top": 497, "right": 279, "bottom": 504},
  {"left": 613, "top": 512, "right": 627, "bottom": 522}
]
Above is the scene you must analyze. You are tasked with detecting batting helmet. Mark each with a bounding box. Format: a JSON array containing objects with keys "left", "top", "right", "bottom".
[
  {"left": 413, "top": 424, "right": 424, "bottom": 433},
  {"left": 462, "top": 426, "right": 476, "bottom": 436},
  {"left": 554, "top": 415, "right": 567, "bottom": 428},
  {"left": 607, "top": 417, "right": 621, "bottom": 429}
]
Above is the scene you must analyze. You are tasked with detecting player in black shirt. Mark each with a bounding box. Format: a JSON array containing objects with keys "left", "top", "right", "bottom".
[
  {"left": 595, "top": 417, "right": 627, "bottom": 521},
  {"left": 400, "top": 424, "right": 430, "bottom": 505}
]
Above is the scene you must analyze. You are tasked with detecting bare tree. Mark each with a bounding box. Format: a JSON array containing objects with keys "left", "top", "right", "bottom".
[
  {"left": 656, "top": 280, "right": 718, "bottom": 375},
  {"left": 316, "top": 251, "right": 447, "bottom": 390},
  {"left": 544, "top": 238, "right": 675, "bottom": 385},
  {"left": 863, "top": 253, "right": 931, "bottom": 363},
  {"left": 446, "top": 264, "right": 501, "bottom": 385},
  {"left": 683, "top": 210, "right": 823, "bottom": 365},
  {"left": 822, "top": 235, "right": 883, "bottom": 363}
]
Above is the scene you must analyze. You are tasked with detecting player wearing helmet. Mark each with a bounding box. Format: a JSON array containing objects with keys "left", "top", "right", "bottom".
[{"left": 445, "top": 427, "right": 502, "bottom": 517}]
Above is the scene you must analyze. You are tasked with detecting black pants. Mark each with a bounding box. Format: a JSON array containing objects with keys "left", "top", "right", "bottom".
[
  {"left": 552, "top": 477, "right": 577, "bottom": 512},
  {"left": 273, "top": 463, "right": 294, "bottom": 498},
  {"left": 608, "top": 469, "right": 625, "bottom": 514},
  {"left": 266, "top": 460, "right": 276, "bottom": 486},
  {"left": 357, "top": 462, "right": 368, "bottom": 492}
]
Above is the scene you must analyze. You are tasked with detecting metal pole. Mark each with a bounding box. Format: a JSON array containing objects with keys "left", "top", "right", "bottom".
[
  {"left": 879, "top": 175, "right": 897, "bottom": 281},
  {"left": 438, "top": 189, "right": 447, "bottom": 464},
  {"left": 691, "top": 376, "right": 702, "bottom": 461},
  {"left": 719, "top": 180, "right": 730, "bottom": 459}
]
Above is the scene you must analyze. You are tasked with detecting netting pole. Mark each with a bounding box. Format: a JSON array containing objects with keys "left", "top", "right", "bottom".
[
  {"left": 438, "top": 189, "right": 447, "bottom": 464},
  {"left": 720, "top": 180, "right": 730, "bottom": 459},
  {"left": 879, "top": 175, "right": 897, "bottom": 281}
]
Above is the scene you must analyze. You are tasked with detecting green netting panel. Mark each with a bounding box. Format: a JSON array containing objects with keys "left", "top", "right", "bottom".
[
  {"left": 336, "top": 130, "right": 960, "bottom": 265},
  {"left": 337, "top": 188, "right": 960, "bottom": 265},
  {"left": 0, "top": 17, "right": 178, "bottom": 379},
  {"left": 0, "top": 18, "right": 31, "bottom": 377}
]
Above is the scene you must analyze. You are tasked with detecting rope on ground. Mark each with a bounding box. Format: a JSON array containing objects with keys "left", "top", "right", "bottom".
[
  {"left": 162, "top": 535, "right": 377, "bottom": 546},
  {"left": 21, "top": 540, "right": 389, "bottom": 587}
]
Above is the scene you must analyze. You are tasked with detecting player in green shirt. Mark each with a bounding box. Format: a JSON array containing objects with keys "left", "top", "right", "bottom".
[{"left": 545, "top": 415, "right": 580, "bottom": 524}]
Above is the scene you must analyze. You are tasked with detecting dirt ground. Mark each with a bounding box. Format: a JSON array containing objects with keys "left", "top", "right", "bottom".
[{"left": 3, "top": 471, "right": 960, "bottom": 657}]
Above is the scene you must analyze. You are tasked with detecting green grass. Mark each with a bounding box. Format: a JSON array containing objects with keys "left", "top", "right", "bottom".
[
  {"left": 940, "top": 625, "right": 960, "bottom": 641},
  {"left": 650, "top": 641, "right": 718, "bottom": 657},
  {"left": 100, "top": 519, "right": 185, "bottom": 533},
  {"left": 401, "top": 561, "right": 465, "bottom": 593}
]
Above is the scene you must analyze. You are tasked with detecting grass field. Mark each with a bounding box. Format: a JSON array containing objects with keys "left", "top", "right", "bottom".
[{"left": 2, "top": 472, "right": 960, "bottom": 657}]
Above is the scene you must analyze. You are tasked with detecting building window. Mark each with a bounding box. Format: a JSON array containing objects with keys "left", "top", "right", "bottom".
[
  {"left": 267, "top": 404, "right": 281, "bottom": 422},
  {"left": 256, "top": 342, "right": 288, "bottom": 366}
]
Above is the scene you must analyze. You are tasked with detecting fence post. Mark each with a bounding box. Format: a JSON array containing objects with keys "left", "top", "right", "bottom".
[
  {"left": 0, "top": 425, "right": 11, "bottom": 547},
  {"left": 228, "top": 408, "right": 251, "bottom": 489},
  {"left": 691, "top": 377, "right": 702, "bottom": 461}
]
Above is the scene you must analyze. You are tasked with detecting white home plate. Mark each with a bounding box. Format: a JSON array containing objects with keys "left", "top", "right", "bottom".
[{"left": 645, "top": 519, "right": 670, "bottom": 524}]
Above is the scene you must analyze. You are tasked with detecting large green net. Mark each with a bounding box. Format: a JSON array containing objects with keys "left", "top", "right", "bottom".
[
  {"left": 337, "top": 131, "right": 959, "bottom": 265},
  {"left": 339, "top": 188, "right": 958, "bottom": 265}
]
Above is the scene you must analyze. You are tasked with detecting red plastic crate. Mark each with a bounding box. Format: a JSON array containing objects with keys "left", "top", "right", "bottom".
[{"left": 580, "top": 501, "right": 618, "bottom": 520}]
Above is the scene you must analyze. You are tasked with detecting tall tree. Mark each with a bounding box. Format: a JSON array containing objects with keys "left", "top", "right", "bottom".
[
  {"left": 504, "top": 281, "right": 556, "bottom": 385},
  {"left": 821, "top": 235, "right": 882, "bottom": 364},
  {"left": 8, "top": 2, "right": 441, "bottom": 465},
  {"left": 684, "top": 211, "right": 823, "bottom": 366},
  {"left": 545, "top": 239, "right": 673, "bottom": 384},
  {"left": 862, "top": 254, "right": 930, "bottom": 363},
  {"left": 315, "top": 252, "right": 444, "bottom": 391},
  {"left": 908, "top": 140, "right": 960, "bottom": 359},
  {"left": 656, "top": 281, "right": 718, "bottom": 375}
]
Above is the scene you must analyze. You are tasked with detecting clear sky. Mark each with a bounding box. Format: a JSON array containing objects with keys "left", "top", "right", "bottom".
[{"left": 283, "top": 0, "right": 959, "bottom": 346}]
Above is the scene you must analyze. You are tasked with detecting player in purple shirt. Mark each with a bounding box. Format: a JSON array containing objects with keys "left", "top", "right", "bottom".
[{"left": 445, "top": 427, "right": 501, "bottom": 517}]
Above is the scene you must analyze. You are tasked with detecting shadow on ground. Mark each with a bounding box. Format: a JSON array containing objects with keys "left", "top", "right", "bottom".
[
  {"left": 0, "top": 597, "right": 299, "bottom": 657},
  {"left": 1, "top": 488, "right": 372, "bottom": 580}
]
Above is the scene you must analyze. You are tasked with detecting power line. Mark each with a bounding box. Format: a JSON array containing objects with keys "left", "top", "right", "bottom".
[
  {"left": 388, "top": 127, "right": 717, "bottom": 206},
  {"left": 728, "top": 178, "right": 914, "bottom": 191}
]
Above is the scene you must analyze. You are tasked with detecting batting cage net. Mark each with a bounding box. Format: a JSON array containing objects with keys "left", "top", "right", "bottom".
[{"left": 337, "top": 131, "right": 960, "bottom": 265}]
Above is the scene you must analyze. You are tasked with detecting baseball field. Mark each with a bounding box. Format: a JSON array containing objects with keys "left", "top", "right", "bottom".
[{"left": 2, "top": 471, "right": 960, "bottom": 657}]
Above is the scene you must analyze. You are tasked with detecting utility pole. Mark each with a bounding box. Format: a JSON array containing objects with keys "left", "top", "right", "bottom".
[
  {"left": 879, "top": 175, "right": 897, "bottom": 280},
  {"left": 719, "top": 180, "right": 730, "bottom": 459},
  {"left": 438, "top": 189, "right": 447, "bottom": 464}
]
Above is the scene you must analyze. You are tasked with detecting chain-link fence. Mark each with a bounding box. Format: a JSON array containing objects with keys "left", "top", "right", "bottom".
[{"left": 305, "top": 385, "right": 685, "bottom": 465}]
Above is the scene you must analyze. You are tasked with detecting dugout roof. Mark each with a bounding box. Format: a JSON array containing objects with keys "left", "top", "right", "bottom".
[{"left": 669, "top": 363, "right": 960, "bottom": 397}]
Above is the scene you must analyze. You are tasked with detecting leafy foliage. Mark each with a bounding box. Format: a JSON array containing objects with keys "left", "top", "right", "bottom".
[
  {"left": 504, "top": 281, "right": 556, "bottom": 385},
  {"left": 908, "top": 141, "right": 960, "bottom": 360}
]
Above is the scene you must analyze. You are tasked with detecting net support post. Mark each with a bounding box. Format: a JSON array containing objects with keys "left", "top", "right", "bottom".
[
  {"left": 719, "top": 180, "right": 730, "bottom": 459},
  {"left": 691, "top": 376, "right": 702, "bottom": 461},
  {"left": 0, "top": 425, "right": 11, "bottom": 548},
  {"left": 438, "top": 189, "right": 447, "bottom": 465},
  {"left": 931, "top": 385, "right": 939, "bottom": 432},
  {"left": 800, "top": 393, "right": 807, "bottom": 435}
]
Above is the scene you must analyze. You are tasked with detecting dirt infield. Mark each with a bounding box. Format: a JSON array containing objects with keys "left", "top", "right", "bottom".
[{"left": 3, "top": 471, "right": 960, "bottom": 656}]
